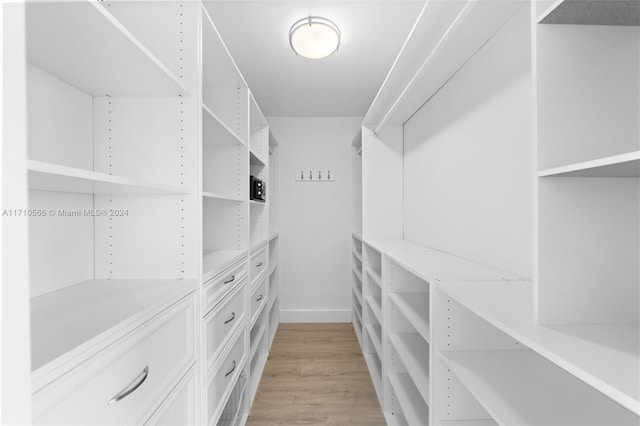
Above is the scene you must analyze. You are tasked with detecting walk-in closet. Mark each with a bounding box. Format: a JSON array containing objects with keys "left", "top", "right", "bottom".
[{"left": 1, "top": 0, "right": 638, "bottom": 425}]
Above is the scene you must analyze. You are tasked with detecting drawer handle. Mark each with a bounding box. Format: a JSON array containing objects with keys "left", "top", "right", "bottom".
[
  {"left": 256, "top": 262, "right": 263, "bottom": 267},
  {"left": 224, "top": 275, "right": 235, "bottom": 285},
  {"left": 225, "top": 360, "right": 236, "bottom": 377},
  {"left": 256, "top": 294, "right": 263, "bottom": 302},
  {"left": 108, "top": 366, "right": 149, "bottom": 406},
  {"left": 224, "top": 312, "right": 236, "bottom": 325}
]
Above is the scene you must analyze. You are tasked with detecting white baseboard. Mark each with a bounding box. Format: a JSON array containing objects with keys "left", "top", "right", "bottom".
[{"left": 280, "top": 309, "right": 351, "bottom": 323}]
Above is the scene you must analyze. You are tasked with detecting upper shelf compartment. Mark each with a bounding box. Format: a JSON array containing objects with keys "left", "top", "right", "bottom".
[
  {"left": 26, "top": 1, "right": 188, "bottom": 97},
  {"left": 538, "top": 0, "right": 640, "bottom": 26},
  {"left": 362, "top": 0, "right": 525, "bottom": 133}
]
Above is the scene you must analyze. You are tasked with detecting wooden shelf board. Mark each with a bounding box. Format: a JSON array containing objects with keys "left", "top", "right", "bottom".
[
  {"left": 538, "top": 0, "right": 640, "bottom": 26},
  {"left": 366, "top": 324, "right": 383, "bottom": 357},
  {"left": 365, "top": 239, "right": 523, "bottom": 283},
  {"left": 389, "top": 332, "right": 430, "bottom": 405},
  {"left": 202, "top": 249, "right": 247, "bottom": 282},
  {"left": 28, "top": 160, "right": 188, "bottom": 195},
  {"left": 388, "top": 373, "right": 430, "bottom": 426},
  {"left": 437, "top": 280, "right": 639, "bottom": 414},
  {"left": 31, "top": 278, "right": 196, "bottom": 381},
  {"left": 202, "top": 191, "right": 243, "bottom": 202},
  {"left": 389, "top": 292, "right": 430, "bottom": 342},
  {"left": 367, "top": 295, "right": 383, "bottom": 326},
  {"left": 250, "top": 149, "right": 267, "bottom": 167},
  {"left": 440, "top": 350, "right": 638, "bottom": 426},
  {"left": 538, "top": 151, "right": 640, "bottom": 177},
  {"left": 202, "top": 103, "right": 246, "bottom": 146},
  {"left": 26, "top": 1, "right": 188, "bottom": 97}
]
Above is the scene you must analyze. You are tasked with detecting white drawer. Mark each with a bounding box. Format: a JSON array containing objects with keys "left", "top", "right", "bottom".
[
  {"left": 203, "top": 258, "right": 247, "bottom": 315},
  {"left": 204, "top": 280, "right": 247, "bottom": 376},
  {"left": 250, "top": 247, "right": 267, "bottom": 284},
  {"left": 33, "top": 295, "right": 196, "bottom": 425},
  {"left": 144, "top": 366, "right": 196, "bottom": 426},
  {"left": 206, "top": 328, "right": 247, "bottom": 426},
  {"left": 250, "top": 277, "right": 268, "bottom": 326}
]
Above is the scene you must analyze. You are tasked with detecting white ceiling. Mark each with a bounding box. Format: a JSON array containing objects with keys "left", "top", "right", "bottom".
[{"left": 207, "top": 1, "right": 425, "bottom": 117}]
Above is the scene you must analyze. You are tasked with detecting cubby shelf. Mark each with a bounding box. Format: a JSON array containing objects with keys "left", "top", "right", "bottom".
[
  {"left": 388, "top": 333, "right": 430, "bottom": 404},
  {"left": 437, "top": 280, "right": 639, "bottom": 415},
  {"left": 367, "top": 295, "right": 383, "bottom": 325},
  {"left": 352, "top": 266, "right": 363, "bottom": 283},
  {"left": 26, "top": 1, "right": 188, "bottom": 97},
  {"left": 538, "top": 0, "right": 640, "bottom": 26},
  {"left": 28, "top": 160, "right": 189, "bottom": 195},
  {"left": 538, "top": 151, "right": 640, "bottom": 178},
  {"left": 440, "top": 350, "right": 638, "bottom": 426},
  {"left": 202, "top": 103, "right": 245, "bottom": 146},
  {"left": 31, "top": 278, "right": 196, "bottom": 380},
  {"left": 366, "top": 324, "right": 383, "bottom": 357},
  {"left": 249, "top": 325, "right": 266, "bottom": 362},
  {"left": 202, "top": 192, "right": 243, "bottom": 202},
  {"left": 250, "top": 200, "right": 267, "bottom": 206},
  {"left": 388, "top": 373, "right": 429, "bottom": 426},
  {"left": 389, "top": 292, "right": 430, "bottom": 343},
  {"left": 250, "top": 239, "right": 269, "bottom": 253},
  {"left": 249, "top": 150, "right": 266, "bottom": 167},
  {"left": 367, "top": 269, "right": 382, "bottom": 288},
  {"left": 202, "top": 249, "right": 247, "bottom": 282}
]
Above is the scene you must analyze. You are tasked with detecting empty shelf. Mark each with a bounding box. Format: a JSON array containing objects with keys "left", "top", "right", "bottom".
[
  {"left": 202, "top": 103, "right": 245, "bottom": 146},
  {"left": 389, "top": 332, "right": 430, "bottom": 405},
  {"left": 538, "top": 0, "right": 640, "bottom": 26},
  {"left": 388, "top": 373, "right": 429, "bottom": 426},
  {"left": 367, "top": 295, "right": 383, "bottom": 325},
  {"left": 203, "top": 191, "right": 243, "bottom": 202},
  {"left": 440, "top": 350, "right": 639, "bottom": 426},
  {"left": 389, "top": 292, "right": 430, "bottom": 342},
  {"left": 538, "top": 151, "right": 640, "bottom": 177}
]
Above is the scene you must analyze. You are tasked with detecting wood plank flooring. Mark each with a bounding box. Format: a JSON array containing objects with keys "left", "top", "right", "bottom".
[{"left": 247, "top": 323, "right": 386, "bottom": 425}]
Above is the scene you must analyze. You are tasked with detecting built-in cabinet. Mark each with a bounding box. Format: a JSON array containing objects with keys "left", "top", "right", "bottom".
[
  {"left": 352, "top": 0, "right": 639, "bottom": 424},
  {"left": 4, "top": 1, "right": 279, "bottom": 424}
]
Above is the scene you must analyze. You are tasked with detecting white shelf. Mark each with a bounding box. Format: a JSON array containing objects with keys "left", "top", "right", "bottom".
[
  {"left": 250, "top": 200, "right": 267, "bottom": 206},
  {"left": 352, "top": 232, "right": 363, "bottom": 242},
  {"left": 249, "top": 352, "right": 268, "bottom": 405},
  {"left": 439, "top": 420, "right": 497, "bottom": 426},
  {"left": 388, "top": 373, "right": 430, "bottom": 426},
  {"left": 202, "top": 249, "right": 247, "bottom": 282},
  {"left": 352, "top": 286, "right": 363, "bottom": 307},
  {"left": 352, "top": 250, "right": 363, "bottom": 262},
  {"left": 538, "top": 151, "right": 640, "bottom": 177},
  {"left": 28, "top": 160, "right": 188, "bottom": 195},
  {"left": 249, "top": 93, "right": 268, "bottom": 128},
  {"left": 269, "top": 232, "right": 279, "bottom": 241},
  {"left": 366, "top": 324, "right": 383, "bottom": 357},
  {"left": 26, "top": 1, "right": 188, "bottom": 97},
  {"left": 367, "top": 268, "right": 382, "bottom": 288},
  {"left": 202, "top": 103, "right": 245, "bottom": 146},
  {"left": 202, "top": 191, "right": 243, "bottom": 202},
  {"left": 352, "top": 266, "right": 363, "bottom": 283},
  {"left": 389, "top": 333, "right": 430, "bottom": 405},
  {"left": 266, "top": 292, "right": 279, "bottom": 315},
  {"left": 364, "top": 352, "right": 383, "bottom": 405},
  {"left": 440, "top": 350, "right": 638, "bottom": 426},
  {"left": 389, "top": 292, "right": 430, "bottom": 343},
  {"left": 268, "top": 263, "right": 277, "bottom": 277},
  {"left": 437, "top": 280, "right": 640, "bottom": 415},
  {"left": 365, "top": 239, "right": 523, "bottom": 283},
  {"left": 249, "top": 150, "right": 266, "bottom": 167},
  {"left": 31, "top": 278, "right": 196, "bottom": 379},
  {"left": 249, "top": 325, "right": 266, "bottom": 362},
  {"left": 250, "top": 238, "right": 269, "bottom": 253},
  {"left": 367, "top": 295, "right": 383, "bottom": 326},
  {"left": 538, "top": 0, "right": 640, "bottom": 26}
]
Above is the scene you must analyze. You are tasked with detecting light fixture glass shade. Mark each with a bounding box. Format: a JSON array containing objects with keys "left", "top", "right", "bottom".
[{"left": 289, "top": 17, "right": 340, "bottom": 59}]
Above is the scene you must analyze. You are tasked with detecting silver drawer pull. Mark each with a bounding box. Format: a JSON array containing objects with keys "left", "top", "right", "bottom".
[
  {"left": 108, "top": 366, "right": 149, "bottom": 406},
  {"left": 224, "top": 275, "right": 235, "bottom": 285},
  {"left": 225, "top": 360, "right": 236, "bottom": 377},
  {"left": 256, "top": 262, "right": 263, "bottom": 267},
  {"left": 256, "top": 294, "right": 263, "bottom": 302},
  {"left": 224, "top": 312, "right": 236, "bottom": 325}
]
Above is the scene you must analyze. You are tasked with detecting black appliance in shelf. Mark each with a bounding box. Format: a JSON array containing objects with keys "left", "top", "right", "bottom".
[{"left": 250, "top": 176, "right": 266, "bottom": 202}]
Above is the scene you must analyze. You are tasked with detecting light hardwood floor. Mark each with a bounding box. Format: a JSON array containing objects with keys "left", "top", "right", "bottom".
[{"left": 247, "top": 323, "right": 386, "bottom": 425}]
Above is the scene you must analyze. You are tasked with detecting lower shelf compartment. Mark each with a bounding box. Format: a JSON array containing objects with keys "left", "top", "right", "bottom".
[
  {"left": 388, "top": 373, "right": 429, "bottom": 426},
  {"left": 440, "top": 350, "right": 638, "bottom": 426},
  {"left": 217, "top": 375, "right": 248, "bottom": 426}
]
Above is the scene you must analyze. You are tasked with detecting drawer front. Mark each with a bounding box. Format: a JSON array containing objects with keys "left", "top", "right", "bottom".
[
  {"left": 250, "top": 277, "right": 268, "bottom": 325},
  {"left": 206, "top": 327, "right": 247, "bottom": 425},
  {"left": 204, "top": 280, "right": 247, "bottom": 375},
  {"left": 203, "top": 258, "right": 247, "bottom": 315},
  {"left": 250, "top": 247, "right": 267, "bottom": 284},
  {"left": 34, "top": 295, "right": 196, "bottom": 425},
  {"left": 144, "top": 366, "right": 196, "bottom": 426}
]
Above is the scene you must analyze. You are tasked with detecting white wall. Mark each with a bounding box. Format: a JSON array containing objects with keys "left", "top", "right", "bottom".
[
  {"left": 268, "top": 117, "right": 361, "bottom": 322},
  {"left": 403, "top": 6, "right": 534, "bottom": 278}
]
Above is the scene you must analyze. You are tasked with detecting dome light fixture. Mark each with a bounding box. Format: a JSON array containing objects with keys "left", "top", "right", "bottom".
[{"left": 289, "top": 16, "right": 340, "bottom": 59}]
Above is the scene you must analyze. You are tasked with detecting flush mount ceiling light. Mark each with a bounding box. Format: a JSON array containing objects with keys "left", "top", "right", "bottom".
[{"left": 289, "top": 16, "right": 340, "bottom": 59}]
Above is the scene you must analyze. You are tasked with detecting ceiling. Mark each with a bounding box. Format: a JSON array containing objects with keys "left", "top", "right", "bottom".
[{"left": 207, "top": 1, "right": 425, "bottom": 117}]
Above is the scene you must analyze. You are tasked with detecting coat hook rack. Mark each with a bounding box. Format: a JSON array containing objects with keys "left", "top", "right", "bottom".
[{"left": 295, "top": 169, "right": 335, "bottom": 182}]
